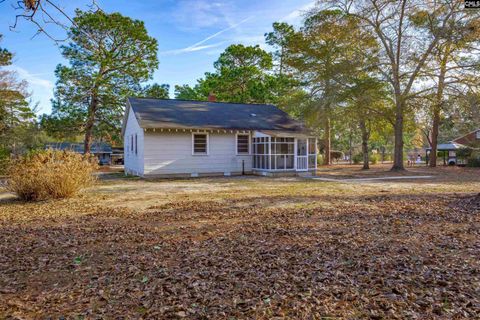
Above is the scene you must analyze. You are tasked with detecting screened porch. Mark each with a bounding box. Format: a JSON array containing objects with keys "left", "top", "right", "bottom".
[{"left": 252, "top": 132, "right": 317, "bottom": 172}]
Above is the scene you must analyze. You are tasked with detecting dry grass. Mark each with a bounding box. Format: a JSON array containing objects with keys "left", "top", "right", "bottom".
[
  {"left": 6, "top": 150, "right": 97, "bottom": 201},
  {"left": 0, "top": 166, "right": 479, "bottom": 319}
]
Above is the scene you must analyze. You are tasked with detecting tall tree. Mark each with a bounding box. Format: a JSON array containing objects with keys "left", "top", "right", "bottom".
[
  {"left": 280, "top": 9, "right": 377, "bottom": 165},
  {"left": 344, "top": 77, "right": 391, "bottom": 169},
  {"left": 174, "top": 84, "right": 206, "bottom": 101},
  {"left": 265, "top": 22, "right": 295, "bottom": 76},
  {"left": 47, "top": 9, "right": 158, "bottom": 152},
  {"left": 174, "top": 44, "right": 287, "bottom": 104},
  {"left": 141, "top": 83, "right": 170, "bottom": 99},
  {"left": 414, "top": 6, "right": 480, "bottom": 167},
  {"left": 334, "top": 0, "right": 460, "bottom": 170},
  {"left": 211, "top": 44, "right": 273, "bottom": 103},
  {"left": 0, "top": 35, "right": 36, "bottom": 156}
]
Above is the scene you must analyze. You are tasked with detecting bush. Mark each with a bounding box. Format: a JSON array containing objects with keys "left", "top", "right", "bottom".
[
  {"left": 353, "top": 153, "right": 363, "bottom": 164},
  {"left": 467, "top": 151, "right": 480, "bottom": 167},
  {"left": 370, "top": 153, "right": 380, "bottom": 165},
  {"left": 6, "top": 150, "right": 97, "bottom": 201},
  {"left": 382, "top": 154, "right": 392, "bottom": 162},
  {"left": 0, "top": 147, "right": 9, "bottom": 175},
  {"left": 352, "top": 152, "right": 380, "bottom": 165},
  {"left": 317, "top": 154, "right": 324, "bottom": 165},
  {"left": 457, "top": 148, "right": 472, "bottom": 159}
]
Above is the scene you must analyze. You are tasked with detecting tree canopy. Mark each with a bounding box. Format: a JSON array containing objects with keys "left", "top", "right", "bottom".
[
  {"left": 174, "top": 44, "right": 294, "bottom": 104},
  {"left": 42, "top": 9, "right": 158, "bottom": 152},
  {"left": 0, "top": 35, "right": 36, "bottom": 158}
]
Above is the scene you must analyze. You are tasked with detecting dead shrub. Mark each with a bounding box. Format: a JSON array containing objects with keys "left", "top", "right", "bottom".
[{"left": 6, "top": 150, "right": 98, "bottom": 201}]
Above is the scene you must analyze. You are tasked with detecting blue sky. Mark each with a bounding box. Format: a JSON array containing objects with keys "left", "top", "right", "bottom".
[{"left": 0, "top": 0, "right": 315, "bottom": 115}]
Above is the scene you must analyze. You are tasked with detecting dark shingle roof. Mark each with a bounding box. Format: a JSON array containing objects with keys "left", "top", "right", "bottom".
[
  {"left": 127, "top": 98, "right": 307, "bottom": 132},
  {"left": 45, "top": 142, "right": 112, "bottom": 154}
]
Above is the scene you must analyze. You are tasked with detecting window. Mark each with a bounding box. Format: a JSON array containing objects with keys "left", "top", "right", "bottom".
[
  {"left": 237, "top": 134, "right": 250, "bottom": 154},
  {"left": 476, "top": 130, "right": 480, "bottom": 140},
  {"left": 193, "top": 133, "right": 208, "bottom": 155},
  {"left": 131, "top": 135, "right": 134, "bottom": 152},
  {"left": 135, "top": 134, "right": 138, "bottom": 155}
]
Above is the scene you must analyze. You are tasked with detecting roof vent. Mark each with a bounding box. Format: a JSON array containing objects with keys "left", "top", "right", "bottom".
[{"left": 250, "top": 113, "right": 257, "bottom": 117}]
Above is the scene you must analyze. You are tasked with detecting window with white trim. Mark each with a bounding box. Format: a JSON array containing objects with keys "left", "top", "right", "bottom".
[
  {"left": 193, "top": 133, "right": 208, "bottom": 155},
  {"left": 130, "top": 135, "right": 134, "bottom": 152},
  {"left": 237, "top": 134, "right": 250, "bottom": 154}
]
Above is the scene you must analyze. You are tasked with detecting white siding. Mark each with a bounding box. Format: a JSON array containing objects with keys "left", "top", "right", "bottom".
[
  {"left": 123, "top": 107, "right": 144, "bottom": 176},
  {"left": 143, "top": 131, "right": 252, "bottom": 176}
]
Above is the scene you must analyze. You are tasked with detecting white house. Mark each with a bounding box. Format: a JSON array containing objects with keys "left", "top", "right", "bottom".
[{"left": 122, "top": 97, "right": 317, "bottom": 177}]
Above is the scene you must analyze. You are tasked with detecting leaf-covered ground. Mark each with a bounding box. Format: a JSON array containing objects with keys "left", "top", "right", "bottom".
[{"left": 1, "top": 166, "right": 479, "bottom": 319}]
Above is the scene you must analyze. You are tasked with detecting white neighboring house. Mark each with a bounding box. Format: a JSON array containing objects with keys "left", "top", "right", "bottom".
[{"left": 122, "top": 98, "right": 318, "bottom": 177}]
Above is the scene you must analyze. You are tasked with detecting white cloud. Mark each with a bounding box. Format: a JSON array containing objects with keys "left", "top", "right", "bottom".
[
  {"left": 159, "top": 16, "right": 253, "bottom": 56},
  {"left": 282, "top": 1, "right": 317, "bottom": 24},
  {"left": 7, "top": 65, "right": 54, "bottom": 90},
  {"left": 171, "top": 0, "right": 236, "bottom": 30},
  {"left": 159, "top": 42, "right": 226, "bottom": 55},
  {"left": 190, "top": 17, "right": 253, "bottom": 47},
  {"left": 6, "top": 65, "right": 54, "bottom": 114}
]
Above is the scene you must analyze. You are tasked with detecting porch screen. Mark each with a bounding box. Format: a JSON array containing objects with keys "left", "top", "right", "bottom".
[
  {"left": 271, "top": 137, "right": 294, "bottom": 170},
  {"left": 252, "top": 137, "right": 294, "bottom": 170},
  {"left": 253, "top": 137, "right": 270, "bottom": 169}
]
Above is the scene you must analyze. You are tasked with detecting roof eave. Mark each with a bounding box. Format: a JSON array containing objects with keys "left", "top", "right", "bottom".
[
  {"left": 121, "top": 99, "right": 131, "bottom": 137},
  {"left": 140, "top": 126, "right": 310, "bottom": 133}
]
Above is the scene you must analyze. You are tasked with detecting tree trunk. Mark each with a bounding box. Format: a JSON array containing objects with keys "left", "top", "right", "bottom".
[
  {"left": 429, "top": 108, "right": 440, "bottom": 167},
  {"left": 429, "top": 44, "right": 449, "bottom": 168},
  {"left": 323, "top": 116, "right": 331, "bottom": 165},
  {"left": 348, "top": 127, "right": 353, "bottom": 165},
  {"left": 84, "top": 92, "right": 98, "bottom": 154},
  {"left": 359, "top": 118, "right": 369, "bottom": 170},
  {"left": 391, "top": 98, "right": 405, "bottom": 171}
]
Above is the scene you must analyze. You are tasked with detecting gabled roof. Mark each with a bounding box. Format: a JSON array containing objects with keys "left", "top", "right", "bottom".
[
  {"left": 453, "top": 128, "right": 480, "bottom": 145},
  {"left": 125, "top": 98, "right": 308, "bottom": 132},
  {"left": 426, "top": 141, "right": 469, "bottom": 151},
  {"left": 45, "top": 142, "right": 112, "bottom": 154}
]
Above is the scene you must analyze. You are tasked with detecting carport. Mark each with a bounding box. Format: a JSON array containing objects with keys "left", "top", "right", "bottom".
[{"left": 426, "top": 141, "right": 469, "bottom": 166}]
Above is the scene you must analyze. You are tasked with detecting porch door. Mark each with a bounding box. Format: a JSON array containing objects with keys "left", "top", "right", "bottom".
[{"left": 296, "top": 139, "right": 308, "bottom": 171}]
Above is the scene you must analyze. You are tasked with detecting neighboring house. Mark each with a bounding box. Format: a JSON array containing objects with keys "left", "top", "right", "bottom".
[
  {"left": 45, "top": 142, "right": 113, "bottom": 165},
  {"left": 111, "top": 147, "right": 124, "bottom": 165},
  {"left": 426, "top": 141, "right": 469, "bottom": 166},
  {"left": 122, "top": 98, "right": 318, "bottom": 177},
  {"left": 453, "top": 128, "right": 480, "bottom": 148}
]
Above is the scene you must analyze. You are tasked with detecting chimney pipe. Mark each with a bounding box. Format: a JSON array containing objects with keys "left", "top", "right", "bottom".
[{"left": 208, "top": 93, "right": 216, "bottom": 102}]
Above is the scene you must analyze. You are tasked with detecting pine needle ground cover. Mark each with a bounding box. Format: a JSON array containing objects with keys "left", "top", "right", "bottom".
[{"left": 0, "top": 166, "right": 479, "bottom": 319}]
